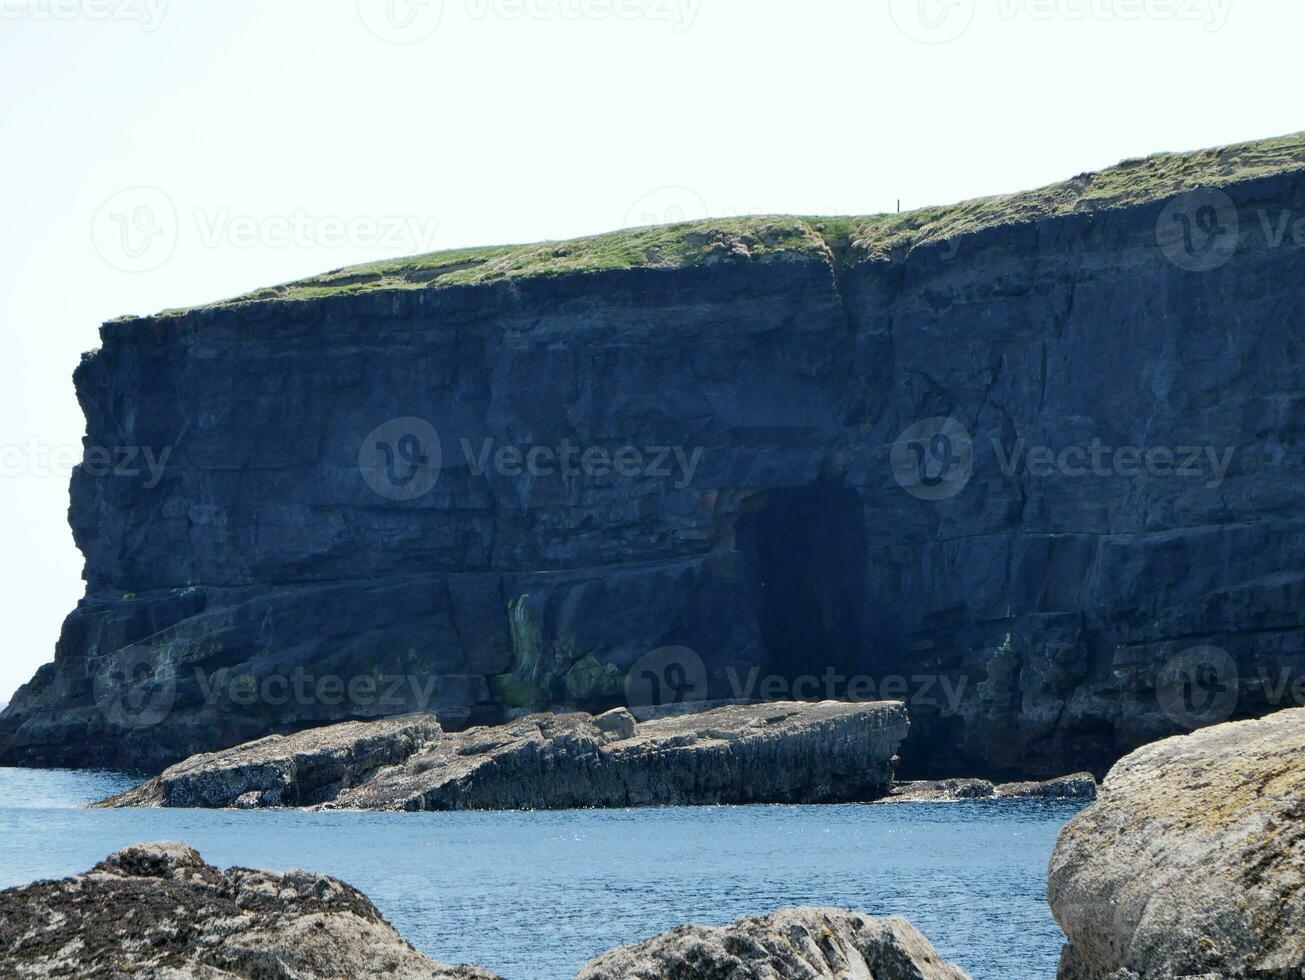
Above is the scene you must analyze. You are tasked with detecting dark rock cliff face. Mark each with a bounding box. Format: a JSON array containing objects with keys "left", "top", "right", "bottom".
[{"left": 4, "top": 168, "right": 1305, "bottom": 777}]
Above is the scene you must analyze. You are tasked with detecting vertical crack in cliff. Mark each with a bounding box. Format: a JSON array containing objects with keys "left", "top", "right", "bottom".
[
  {"left": 1038, "top": 342, "right": 1049, "bottom": 414},
  {"left": 805, "top": 220, "right": 874, "bottom": 431},
  {"left": 804, "top": 220, "right": 858, "bottom": 338}
]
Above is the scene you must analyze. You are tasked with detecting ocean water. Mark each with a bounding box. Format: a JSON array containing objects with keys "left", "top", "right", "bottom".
[{"left": 0, "top": 768, "right": 1082, "bottom": 979}]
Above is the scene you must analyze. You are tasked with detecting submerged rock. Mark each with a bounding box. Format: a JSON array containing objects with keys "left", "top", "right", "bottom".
[
  {"left": 887, "top": 773, "right": 1097, "bottom": 803},
  {"left": 575, "top": 907, "right": 971, "bottom": 980},
  {"left": 0, "top": 841, "right": 500, "bottom": 979},
  {"left": 1048, "top": 708, "right": 1305, "bottom": 979},
  {"left": 99, "top": 700, "right": 909, "bottom": 811}
]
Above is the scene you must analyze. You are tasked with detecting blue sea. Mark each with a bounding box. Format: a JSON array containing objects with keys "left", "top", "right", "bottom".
[{"left": 0, "top": 768, "right": 1081, "bottom": 979}]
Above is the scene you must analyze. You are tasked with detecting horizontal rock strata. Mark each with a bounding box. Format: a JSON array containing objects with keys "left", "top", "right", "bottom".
[
  {"left": 1048, "top": 707, "right": 1305, "bottom": 979},
  {"left": 98, "top": 700, "right": 910, "bottom": 811},
  {"left": 0, "top": 841, "right": 498, "bottom": 979}
]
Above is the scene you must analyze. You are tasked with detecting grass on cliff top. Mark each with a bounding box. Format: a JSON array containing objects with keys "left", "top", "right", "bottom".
[
  {"left": 202, "top": 217, "right": 835, "bottom": 309},
  {"left": 167, "top": 131, "right": 1305, "bottom": 315}
]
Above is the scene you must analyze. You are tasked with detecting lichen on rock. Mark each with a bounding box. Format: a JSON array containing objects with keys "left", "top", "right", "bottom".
[
  {"left": 575, "top": 907, "right": 972, "bottom": 980},
  {"left": 1048, "top": 707, "right": 1305, "bottom": 978},
  {"left": 0, "top": 841, "right": 499, "bottom": 979}
]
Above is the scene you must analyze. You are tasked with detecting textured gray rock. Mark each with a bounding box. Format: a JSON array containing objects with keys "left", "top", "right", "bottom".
[
  {"left": 99, "top": 700, "right": 909, "bottom": 810},
  {"left": 0, "top": 841, "right": 500, "bottom": 978},
  {"left": 5, "top": 135, "right": 1305, "bottom": 778},
  {"left": 1047, "top": 708, "right": 1305, "bottom": 979},
  {"left": 2, "top": 851, "right": 965, "bottom": 980},
  {"left": 887, "top": 773, "right": 1096, "bottom": 803},
  {"left": 886, "top": 778, "right": 1000, "bottom": 803},
  {"left": 574, "top": 907, "right": 971, "bottom": 980},
  {"left": 97, "top": 713, "right": 445, "bottom": 808},
  {"left": 993, "top": 773, "right": 1098, "bottom": 799}
]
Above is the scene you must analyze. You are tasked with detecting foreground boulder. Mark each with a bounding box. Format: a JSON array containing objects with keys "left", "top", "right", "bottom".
[
  {"left": 1048, "top": 708, "right": 1305, "bottom": 979},
  {"left": 575, "top": 907, "right": 971, "bottom": 980},
  {"left": 99, "top": 700, "right": 909, "bottom": 811},
  {"left": 2, "top": 847, "right": 966, "bottom": 980},
  {"left": 0, "top": 841, "right": 499, "bottom": 978}
]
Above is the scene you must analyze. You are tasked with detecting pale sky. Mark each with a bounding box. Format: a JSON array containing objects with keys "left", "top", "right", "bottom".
[{"left": 1, "top": 0, "right": 1300, "bottom": 701}]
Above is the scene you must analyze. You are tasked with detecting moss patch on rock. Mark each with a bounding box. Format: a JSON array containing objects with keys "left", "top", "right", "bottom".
[{"left": 495, "top": 597, "right": 620, "bottom": 709}]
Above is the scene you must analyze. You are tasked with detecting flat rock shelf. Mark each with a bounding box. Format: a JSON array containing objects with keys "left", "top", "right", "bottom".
[{"left": 97, "top": 700, "right": 910, "bottom": 811}]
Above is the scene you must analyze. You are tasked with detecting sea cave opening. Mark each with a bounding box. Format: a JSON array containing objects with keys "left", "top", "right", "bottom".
[{"left": 737, "top": 484, "right": 869, "bottom": 691}]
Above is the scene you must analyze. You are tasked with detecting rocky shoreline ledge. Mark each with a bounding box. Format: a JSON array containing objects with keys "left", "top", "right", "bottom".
[
  {"left": 7, "top": 708, "right": 1302, "bottom": 977},
  {"left": 97, "top": 700, "right": 910, "bottom": 811},
  {"left": 0, "top": 842, "right": 971, "bottom": 979}
]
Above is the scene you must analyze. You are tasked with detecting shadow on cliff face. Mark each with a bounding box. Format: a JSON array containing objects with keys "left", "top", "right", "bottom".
[{"left": 736, "top": 485, "right": 868, "bottom": 683}]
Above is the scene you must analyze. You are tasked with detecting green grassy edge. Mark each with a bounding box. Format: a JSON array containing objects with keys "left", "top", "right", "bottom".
[{"left": 157, "top": 131, "right": 1305, "bottom": 316}]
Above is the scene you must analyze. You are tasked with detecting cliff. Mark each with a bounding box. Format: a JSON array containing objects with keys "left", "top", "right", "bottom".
[{"left": 4, "top": 132, "right": 1305, "bottom": 777}]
